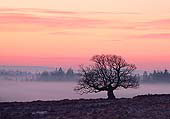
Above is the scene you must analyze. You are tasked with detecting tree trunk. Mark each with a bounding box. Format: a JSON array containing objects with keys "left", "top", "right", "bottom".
[{"left": 107, "top": 90, "right": 115, "bottom": 99}]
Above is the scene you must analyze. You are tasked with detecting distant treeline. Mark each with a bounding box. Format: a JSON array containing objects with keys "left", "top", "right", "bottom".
[
  {"left": 36, "top": 67, "right": 79, "bottom": 81},
  {"left": 1, "top": 68, "right": 170, "bottom": 82},
  {"left": 0, "top": 69, "right": 35, "bottom": 80},
  {"left": 142, "top": 69, "right": 170, "bottom": 82},
  {"left": 0, "top": 67, "right": 79, "bottom": 81},
  {"left": 0, "top": 70, "right": 32, "bottom": 76}
]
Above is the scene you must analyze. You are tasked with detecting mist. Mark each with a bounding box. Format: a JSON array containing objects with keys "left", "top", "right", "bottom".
[{"left": 1, "top": 80, "right": 170, "bottom": 102}]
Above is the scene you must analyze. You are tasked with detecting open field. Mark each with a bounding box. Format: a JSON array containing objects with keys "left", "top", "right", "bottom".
[{"left": 1, "top": 94, "right": 170, "bottom": 119}]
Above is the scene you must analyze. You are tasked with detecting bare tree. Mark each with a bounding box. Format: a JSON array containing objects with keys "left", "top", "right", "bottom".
[{"left": 74, "top": 54, "right": 139, "bottom": 99}]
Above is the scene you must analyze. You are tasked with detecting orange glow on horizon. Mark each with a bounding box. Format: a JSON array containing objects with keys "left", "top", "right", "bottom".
[{"left": 0, "top": 1, "right": 170, "bottom": 70}]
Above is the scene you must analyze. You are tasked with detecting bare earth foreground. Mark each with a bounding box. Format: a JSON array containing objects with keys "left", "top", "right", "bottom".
[{"left": 1, "top": 94, "right": 170, "bottom": 119}]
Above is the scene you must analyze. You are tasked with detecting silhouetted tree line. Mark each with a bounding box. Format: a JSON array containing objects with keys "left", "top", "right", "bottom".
[
  {"left": 142, "top": 69, "right": 170, "bottom": 82},
  {"left": 37, "top": 67, "right": 79, "bottom": 81},
  {"left": 0, "top": 70, "right": 32, "bottom": 76},
  {"left": 0, "top": 69, "right": 35, "bottom": 81},
  {"left": 0, "top": 68, "right": 79, "bottom": 81}
]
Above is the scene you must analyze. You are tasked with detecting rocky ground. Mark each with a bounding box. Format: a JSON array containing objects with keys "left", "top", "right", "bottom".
[{"left": 1, "top": 94, "right": 170, "bottom": 119}]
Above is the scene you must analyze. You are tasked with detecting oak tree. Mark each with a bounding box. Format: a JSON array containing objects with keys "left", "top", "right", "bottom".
[{"left": 75, "top": 54, "right": 139, "bottom": 99}]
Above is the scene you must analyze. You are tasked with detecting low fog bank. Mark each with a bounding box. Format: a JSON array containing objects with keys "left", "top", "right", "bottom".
[
  {"left": 0, "top": 80, "right": 106, "bottom": 102},
  {"left": 1, "top": 80, "right": 170, "bottom": 102}
]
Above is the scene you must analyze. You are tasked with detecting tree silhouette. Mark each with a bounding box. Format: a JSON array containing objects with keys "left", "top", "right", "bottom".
[
  {"left": 75, "top": 54, "right": 139, "bottom": 99},
  {"left": 142, "top": 69, "right": 170, "bottom": 82},
  {"left": 66, "top": 68, "right": 74, "bottom": 77},
  {"left": 58, "top": 67, "right": 65, "bottom": 77}
]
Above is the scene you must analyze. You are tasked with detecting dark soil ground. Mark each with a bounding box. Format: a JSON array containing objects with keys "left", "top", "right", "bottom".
[{"left": 1, "top": 94, "right": 170, "bottom": 119}]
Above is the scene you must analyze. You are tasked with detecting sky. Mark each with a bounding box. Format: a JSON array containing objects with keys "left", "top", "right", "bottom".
[{"left": 0, "top": 0, "right": 170, "bottom": 70}]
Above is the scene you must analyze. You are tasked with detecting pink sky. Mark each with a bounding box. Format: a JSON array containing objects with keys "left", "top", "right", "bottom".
[{"left": 0, "top": 0, "right": 170, "bottom": 70}]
